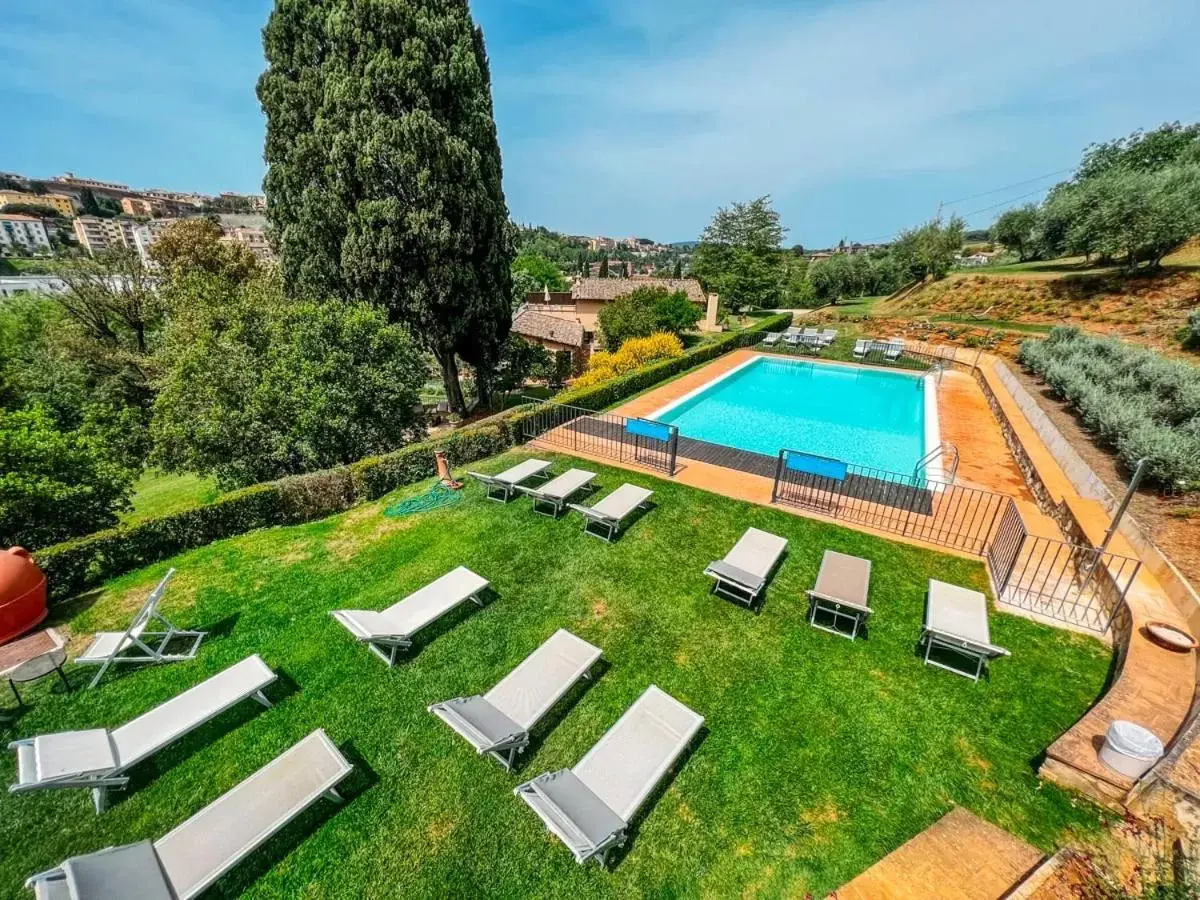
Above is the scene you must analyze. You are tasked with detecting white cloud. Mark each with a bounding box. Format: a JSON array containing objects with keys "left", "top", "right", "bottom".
[{"left": 494, "top": 0, "right": 1193, "bottom": 238}]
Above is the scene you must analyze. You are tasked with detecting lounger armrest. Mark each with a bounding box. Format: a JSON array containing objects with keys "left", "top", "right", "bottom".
[
  {"left": 704, "top": 561, "right": 765, "bottom": 593},
  {"left": 512, "top": 484, "right": 544, "bottom": 499},
  {"left": 567, "top": 504, "right": 615, "bottom": 524},
  {"left": 806, "top": 590, "right": 873, "bottom": 616},
  {"left": 924, "top": 627, "right": 1009, "bottom": 658},
  {"left": 429, "top": 696, "right": 526, "bottom": 753}
]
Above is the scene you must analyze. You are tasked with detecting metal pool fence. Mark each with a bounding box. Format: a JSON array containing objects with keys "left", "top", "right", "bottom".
[
  {"left": 771, "top": 448, "right": 1140, "bottom": 633},
  {"left": 519, "top": 399, "right": 678, "bottom": 475}
]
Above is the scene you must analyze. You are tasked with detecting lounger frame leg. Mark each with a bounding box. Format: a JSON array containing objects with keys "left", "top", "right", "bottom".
[
  {"left": 323, "top": 787, "right": 345, "bottom": 804},
  {"left": 808, "top": 599, "right": 865, "bottom": 641},
  {"left": 922, "top": 635, "right": 985, "bottom": 681},
  {"left": 252, "top": 690, "right": 273, "bottom": 708}
]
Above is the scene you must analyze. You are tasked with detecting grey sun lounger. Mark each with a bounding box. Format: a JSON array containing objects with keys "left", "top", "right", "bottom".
[
  {"left": 9, "top": 655, "right": 277, "bottom": 813},
  {"left": 704, "top": 527, "right": 788, "bottom": 607},
  {"left": 74, "top": 569, "right": 205, "bottom": 689},
  {"left": 516, "top": 468, "right": 597, "bottom": 517},
  {"left": 515, "top": 685, "right": 703, "bottom": 866},
  {"left": 468, "top": 459, "right": 552, "bottom": 502},
  {"left": 818, "top": 328, "right": 837, "bottom": 346},
  {"left": 568, "top": 484, "right": 653, "bottom": 541},
  {"left": 25, "top": 729, "right": 352, "bottom": 900},
  {"left": 853, "top": 338, "right": 870, "bottom": 358},
  {"left": 921, "top": 579, "right": 1010, "bottom": 681},
  {"left": 806, "top": 550, "right": 873, "bottom": 640},
  {"left": 332, "top": 566, "right": 490, "bottom": 666},
  {"left": 761, "top": 332, "right": 782, "bottom": 347},
  {"left": 429, "top": 629, "right": 602, "bottom": 770}
]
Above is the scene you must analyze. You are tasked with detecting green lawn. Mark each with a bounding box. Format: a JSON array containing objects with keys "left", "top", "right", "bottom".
[
  {"left": 1, "top": 450, "right": 1110, "bottom": 898},
  {"left": 929, "top": 315, "right": 1055, "bottom": 335},
  {"left": 123, "top": 470, "right": 221, "bottom": 524},
  {"left": 822, "top": 295, "right": 889, "bottom": 316}
]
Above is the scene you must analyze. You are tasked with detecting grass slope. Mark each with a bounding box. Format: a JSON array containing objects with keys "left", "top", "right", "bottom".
[
  {"left": 123, "top": 470, "right": 222, "bottom": 524},
  {"left": 0, "top": 450, "right": 1110, "bottom": 898}
]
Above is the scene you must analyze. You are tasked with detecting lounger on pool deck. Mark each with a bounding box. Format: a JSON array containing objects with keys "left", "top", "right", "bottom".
[
  {"left": 853, "top": 339, "right": 869, "bottom": 358},
  {"left": 704, "top": 527, "right": 788, "bottom": 607},
  {"left": 9, "top": 655, "right": 276, "bottom": 813},
  {"left": 332, "top": 566, "right": 490, "bottom": 666},
  {"left": 429, "top": 629, "right": 602, "bottom": 770},
  {"left": 25, "top": 729, "right": 352, "bottom": 900},
  {"left": 921, "top": 579, "right": 1010, "bottom": 681},
  {"left": 468, "top": 459, "right": 552, "bottom": 502},
  {"left": 74, "top": 569, "right": 205, "bottom": 689},
  {"left": 568, "top": 484, "right": 654, "bottom": 541},
  {"left": 885, "top": 339, "right": 905, "bottom": 361},
  {"left": 516, "top": 468, "right": 597, "bottom": 518},
  {"left": 806, "top": 550, "right": 873, "bottom": 640},
  {"left": 761, "top": 332, "right": 782, "bottom": 346},
  {"left": 515, "top": 685, "right": 703, "bottom": 866}
]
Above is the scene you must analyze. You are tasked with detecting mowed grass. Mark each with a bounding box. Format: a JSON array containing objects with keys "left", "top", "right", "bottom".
[
  {"left": 123, "top": 470, "right": 221, "bottom": 524},
  {"left": 0, "top": 450, "right": 1111, "bottom": 898}
]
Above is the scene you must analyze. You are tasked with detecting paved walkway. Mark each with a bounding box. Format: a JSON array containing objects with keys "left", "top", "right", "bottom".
[{"left": 832, "top": 808, "right": 1043, "bottom": 900}]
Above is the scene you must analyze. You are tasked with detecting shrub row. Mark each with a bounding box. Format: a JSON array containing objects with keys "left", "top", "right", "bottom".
[
  {"left": 35, "top": 313, "right": 791, "bottom": 600},
  {"left": 1020, "top": 326, "right": 1200, "bottom": 490}
]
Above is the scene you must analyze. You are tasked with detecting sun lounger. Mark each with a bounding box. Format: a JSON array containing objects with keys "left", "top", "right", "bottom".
[
  {"left": 921, "top": 579, "right": 1010, "bottom": 680},
  {"left": 704, "top": 527, "right": 788, "bottom": 607},
  {"left": 516, "top": 468, "right": 596, "bottom": 517},
  {"left": 74, "top": 570, "right": 205, "bottom": 689},
  {"left": 9, "top": 655, "right": 276, "bottom": 813},
  {"left": 853, "top": 339, "right": 869, "bottom": 359},
  {"left": 885, "top": 339, "right": 905, "bottom": 361},
  {"left": 25, "top": 729, "right": 352, "bottom": 900},
  {"left": 429, "top": 629, "right": 602, "bottom": 770},
  {"left": 568, "top": 484, "right": 653, "bottom": 541},
  {"left": 806, "top": 550, "right": 873, "bottom": 640},
  {"left": 468, "top": 459, "right": 552, "bottom": 502},
  {"left": 818, "top": 329, "right": 837, "bottom": 346},
  {"left": 761, "top": 332, "right": 782, "bottom": 347},
  {"left": 802, "top": 327, "right": 818, "bottom": 337},
  {"left": 332, "top": 566, "right": 490, "bottom": 666},
  {"left": 783, "top": 326, "right": 802, "bottom": 336},
  {"left": 515, "top": 685, "right": 703, "bottom": 866}
]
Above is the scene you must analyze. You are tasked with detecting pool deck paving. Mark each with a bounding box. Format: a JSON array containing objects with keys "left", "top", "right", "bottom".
[{"left": 831, "top": 807, "right": 1044, "bottom": 900}]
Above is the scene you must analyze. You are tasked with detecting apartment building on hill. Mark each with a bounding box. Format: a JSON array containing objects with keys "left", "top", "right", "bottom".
[{"left": 73, "top": 216, "right": 138, "bottom": 255}]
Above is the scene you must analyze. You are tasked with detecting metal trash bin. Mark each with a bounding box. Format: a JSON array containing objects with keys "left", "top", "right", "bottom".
[{"left": 1099, "top": 720, "right": 1164, "bottom": 779}]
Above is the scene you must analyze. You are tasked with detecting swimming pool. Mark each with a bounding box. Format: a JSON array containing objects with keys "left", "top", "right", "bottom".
[{"left": 650, "top": 356, "right": 937, "bottom": 474}]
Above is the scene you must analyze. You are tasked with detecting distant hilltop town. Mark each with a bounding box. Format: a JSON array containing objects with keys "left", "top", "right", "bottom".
[{"left": 0, "top": 169, "right": 273, "bottom": 266}]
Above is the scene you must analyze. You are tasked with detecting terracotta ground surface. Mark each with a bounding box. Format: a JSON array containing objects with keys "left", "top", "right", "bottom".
[{"left": 831, "top": 807, "right": 1043, "bottom": 900}]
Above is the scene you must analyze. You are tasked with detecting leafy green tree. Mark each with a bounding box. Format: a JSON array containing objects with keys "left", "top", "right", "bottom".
[
  {"left": 990, "top": 205, "right": 1040, "bottom": 260},
  {"left": 512, "top": 253, "right": 568, "bottom": 292},
  {"left": 890, "top": 216, "right": 966, "bottom": 281},
  {"left": 152, "top": 276, "right": 427, "bottom": 488},
  {"left": 691, "top": 196, "right": 786, "bottom": 308},
  {"left": 484, "top": 335, "right": 552, "bottom": 397},
  {"left": 808, "top": 253, "right": 854, "bottom": 304},
  {"left": 258, "top": 0, "right": 514, "bottom": 416},
  {"left": 0, "top": 202, "right": 65, "bottom": 220},
  {"left": 598, "top": 286, "right": 700, "bottom": 348},
  {"left": 149, "top": 217, "right": 259, "bottom": 286},
  {"left": 1076, "top": 121, "right": 1200, "bottom": 181},
  {"left": 0, "top": 405, "right": 134, "bottom": 548}
]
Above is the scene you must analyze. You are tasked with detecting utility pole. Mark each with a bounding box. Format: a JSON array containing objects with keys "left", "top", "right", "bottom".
[{"left": 1078, "top": 458, "right": 1147, "bottom": 593}]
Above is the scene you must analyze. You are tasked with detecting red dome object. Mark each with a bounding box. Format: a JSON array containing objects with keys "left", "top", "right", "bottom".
[{"left": 0, "top": 548, "right": 48, "bottom": 646}]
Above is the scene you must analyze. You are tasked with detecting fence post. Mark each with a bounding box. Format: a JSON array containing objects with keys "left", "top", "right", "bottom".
[{"left": 771, "top": 451, "right": 786, "bottom": 503}]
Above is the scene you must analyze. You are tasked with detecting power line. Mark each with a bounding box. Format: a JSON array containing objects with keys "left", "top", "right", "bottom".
[
  {"left": 959, "top": 185, "right": 1056, "bottom": 220},
  {"left": 940, "top": 166, "right": 1075, "bottom": 207}
]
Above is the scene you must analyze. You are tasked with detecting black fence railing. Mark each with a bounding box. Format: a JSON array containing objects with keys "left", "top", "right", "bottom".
[
  {"left": 771, "top": 449, "right": 1008, "bottom": 556},
  {"left": 520, "top": 399, "right": 678, "bottom": 475},
  {"left": 748, "top": 331, "right": 961, "bottom": 372},
  {"left": 771, "top": 448, "right": 1141, "bottom": 633}
]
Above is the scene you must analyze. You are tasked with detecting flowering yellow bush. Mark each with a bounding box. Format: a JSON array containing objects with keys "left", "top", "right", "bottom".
[{"left": 571, "top": 332, "right": 684, "bottom": 389}]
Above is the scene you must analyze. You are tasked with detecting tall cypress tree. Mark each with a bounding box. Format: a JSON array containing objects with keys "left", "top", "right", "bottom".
[
  {"left": 258, "top": 0, "right": 514, "bottom": 414},
  {"left": 673, "top": 260, "right": 683, "bottom": 279},
  {"left": 598, "top": 258, "right": 608, "bottom": 278}
]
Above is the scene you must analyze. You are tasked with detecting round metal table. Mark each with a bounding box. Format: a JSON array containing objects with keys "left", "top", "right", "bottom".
[{"left": 1, "top": 628, "right": 70, "bottom": 707}]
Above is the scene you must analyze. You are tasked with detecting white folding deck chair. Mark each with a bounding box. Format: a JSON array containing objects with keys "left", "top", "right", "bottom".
[
  {"left": 515, "top": 685, "right": 703, "bottom": 866},
  {"left": 9, "top": 655, "right": 277, "bottom": 813},
  {"left": 761, "top": 332, "right": 782, "bottom": 347},
  {"left": 704, "top": 527, "right": 788, "bottom": 607},
  {"left": 25, "top": 729, "right": 352, "bottom": 900},
  {"left": 885, "top": 339, "right": 905, "bottom": 361},
  {"left": 853, "top": 339, "right": 869, "bottom": 359},
  {"left": 468, "top": 459, "right": 551, "bottom": 502},
  {"left": 516, "top": 468, "right": 596, "bottom": 517},
  {"left": 568, "top": 484, "right": 653, "bottom": 542},
  {"left": 331, "top": 566, "right": 490, "bottom": 666},
  {"left": 429, "top": 629, "right": 602, "bottom": 770},
  {"left": 806, "top": 550, "right": 873, "bottom": 640},
  {"left": 819, "top": 328, "right": 838, "bottom": 347},
  {"left": 74, "top": 569, "right": 205, "bottom": 689},
  {"left": 921, "top": 579, "right": 1010, "bottom": 681}
]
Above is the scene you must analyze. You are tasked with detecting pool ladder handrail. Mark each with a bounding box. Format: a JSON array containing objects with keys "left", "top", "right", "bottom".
[{"left": 913, "top": 441, "right": 960, "bottom": 484}]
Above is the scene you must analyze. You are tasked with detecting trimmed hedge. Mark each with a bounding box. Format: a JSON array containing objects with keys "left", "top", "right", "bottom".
[{"left": 35, "top": 313, "right": 791, "bottom": 601}]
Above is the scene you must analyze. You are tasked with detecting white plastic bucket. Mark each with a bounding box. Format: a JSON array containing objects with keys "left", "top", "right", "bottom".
[{"left": 1099, "top": 720, "right": 1164, "bottom": 779}]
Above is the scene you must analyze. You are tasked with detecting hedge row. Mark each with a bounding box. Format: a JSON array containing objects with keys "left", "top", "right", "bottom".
[
  {"left": 1020, "top": 326, "right": 1200, "bottom": 490},
  {"left": 35, "top": 313, "right": 791, "bottom": 601}
]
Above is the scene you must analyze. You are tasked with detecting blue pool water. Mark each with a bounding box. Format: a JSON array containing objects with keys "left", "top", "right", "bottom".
[{"left": 654, "top": 357, "right": 927, "bottom": 472}]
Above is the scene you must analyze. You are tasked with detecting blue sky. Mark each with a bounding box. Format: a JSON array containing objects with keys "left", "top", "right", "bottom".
[{"left": 3, "top": 0, "right": 1197, "bottom": 246}]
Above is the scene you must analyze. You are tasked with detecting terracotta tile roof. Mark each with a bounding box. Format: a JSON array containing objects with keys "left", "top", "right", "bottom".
[
  {"left": 572, "top": 277, "right": 707, "bottom": 304},
  {"left": 511, "top": 307, "right": 585, "bottom": 348}
]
